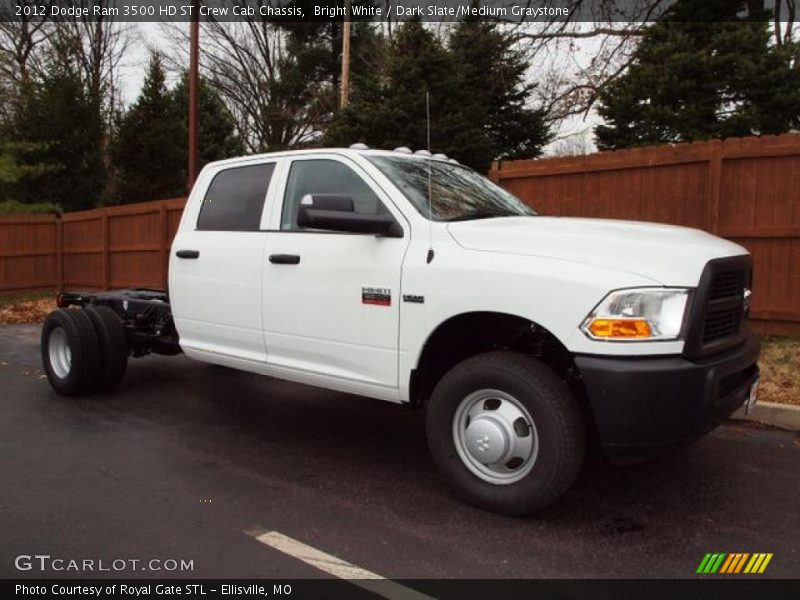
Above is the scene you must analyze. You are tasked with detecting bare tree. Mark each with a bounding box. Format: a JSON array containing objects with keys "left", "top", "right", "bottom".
[
  {"left": 510, "top": 0, "right": 798, "bottom": 125},
  {"left": 507, "top": 0, "right": 675, "bottom": 124},
  {"left": 51, "top": 2, "right": 130, "bottom": 120},
  {"left": 0, "top": 1, "right": 54, "bottom": 123},
  {"left": 0, "top": 0, "right": 128, "bottom": 127},
  {"left": 772, "top": 0, "right": 799, "bottom": 51},
  {"left": 0, "top": 3, "right": 51, "bottom": 78},
  {"left": 162, "top": 12, "right": 334, "bottom": 152},
  {"left": 548, "top": 127, "right": 596, "bottom": 156}
]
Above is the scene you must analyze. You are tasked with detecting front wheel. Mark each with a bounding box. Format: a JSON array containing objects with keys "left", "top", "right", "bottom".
[{"left": 426, "top": 351, "right": 585, "bottom": 516}]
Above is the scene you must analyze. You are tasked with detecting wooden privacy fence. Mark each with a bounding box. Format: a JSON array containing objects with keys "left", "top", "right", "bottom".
[
  {"left": 1, "top": 134, "right": 799, "bottom": 335},
  {"left": 0, "top": 197, "right": 186, "bottom": 294},
  {"left": 490, "top": 134, "right": 800, "bottom": 336}
]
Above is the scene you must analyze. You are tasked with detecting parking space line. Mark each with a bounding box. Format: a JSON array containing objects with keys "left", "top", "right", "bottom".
[{"left": 249, "top": 530, "right": 435, "bottom": 600}]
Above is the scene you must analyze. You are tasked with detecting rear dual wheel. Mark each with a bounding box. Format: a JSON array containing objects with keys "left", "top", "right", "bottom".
[
  {"left": 85, "top": 305, "right": 129, "bottom": 391},
  {"left": 41, "top": 306, "right": 129, "bottom": 396}
]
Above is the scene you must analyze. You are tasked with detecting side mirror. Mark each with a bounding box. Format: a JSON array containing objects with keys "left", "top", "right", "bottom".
[{"left": 297, "top": 194, "right": 403, "bottom": 237}]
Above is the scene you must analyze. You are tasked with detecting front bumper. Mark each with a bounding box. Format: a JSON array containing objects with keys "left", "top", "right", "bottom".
[{"left": 575, "top": 329, "right": 760, "bottom": 464}]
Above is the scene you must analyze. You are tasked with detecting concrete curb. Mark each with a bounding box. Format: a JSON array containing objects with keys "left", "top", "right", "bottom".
[{"left": 731, "top": 401, "right": 800, "bottom": 432}]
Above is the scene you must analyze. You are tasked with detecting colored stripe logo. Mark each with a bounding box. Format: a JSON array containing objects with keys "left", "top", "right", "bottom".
[{"left": 697, "top": 553, "right": 773, "bottom": 574}]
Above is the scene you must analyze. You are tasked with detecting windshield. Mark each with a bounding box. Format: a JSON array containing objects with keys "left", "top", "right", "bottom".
[{"left": 367, "top": 155, "right": 536, "bottom": 221}]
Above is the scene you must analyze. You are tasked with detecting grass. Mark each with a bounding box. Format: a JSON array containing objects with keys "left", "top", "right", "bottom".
[
  {"left": 0, "top": 291, "right": 56, "bottom": 324},
  {"left": 759, "top": 336, "right": 800, "bottom": 406},
  {"left": 0, "top": 292, "right": 797, "bottom": 406}
]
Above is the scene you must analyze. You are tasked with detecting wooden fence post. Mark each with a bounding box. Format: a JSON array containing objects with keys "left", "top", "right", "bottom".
[
  {"left": 160, "top": 202, "right": 169, "bottom": 290},
  {"left": 55, "top": 217, "right": 64, "bottom": 292},
  {"left": 489, "top": 161, "right": 501, "bottom": 183},
  {"left": 102, "top": 211, "right": 110, "bottom": 290},
  {"left": 706, "top": 139, "right": 723, "bottom": 235}
]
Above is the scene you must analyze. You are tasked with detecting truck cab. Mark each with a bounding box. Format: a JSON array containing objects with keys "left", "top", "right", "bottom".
[{"left": 43, "top": 147, "right": 759, "bottom": 515}]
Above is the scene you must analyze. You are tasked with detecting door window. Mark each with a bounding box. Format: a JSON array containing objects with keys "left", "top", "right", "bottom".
[
  {"left": 281, "top": 159, "right": 387, "bottom": 231},
  {"left": 197, "top": 163, "right": 275, "bottom": 231}
]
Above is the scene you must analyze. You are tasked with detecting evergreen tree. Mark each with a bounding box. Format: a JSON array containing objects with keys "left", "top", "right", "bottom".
[
  {"left": 324, "top": 20, "right": 460, "bottom": 158},
  {"left": 324, "top": 20, "right": 550, "bottom": 171},
  {"left": 379, "top": 19, "right": 459, "bottom": 152},
  {"left": 448, "top": 20, "right": 550, "bottom": 169},
  {"left": 112, "top": 52, "right": 184, "bottom": 204},
  {"left": 279, "top": 19, "right": 345, "bottom": 110},
  {"left": 6, "top": 61, "right": 107, "bottom": 211},
  {"left": 0, "top": 142, "right": 60, "bottom": 213},
  {"left": 278, "top": 8, "right": 387, "bottom": 122},
  {"left": 172, "top": 72, "right": 244, "bottom": 176},
  {"left": 595, "top": 0, "right": 800, "bottom": 149}
]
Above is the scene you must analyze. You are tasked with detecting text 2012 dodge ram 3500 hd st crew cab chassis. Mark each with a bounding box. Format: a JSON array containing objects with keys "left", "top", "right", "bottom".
[{"left": 41, "top": 147, "right": 760, "bottom": 515}]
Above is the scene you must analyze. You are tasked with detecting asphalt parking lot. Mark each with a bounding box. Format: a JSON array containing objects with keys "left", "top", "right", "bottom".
[{"left": 1, "top": 323, "right": 798, "bottom": 581}]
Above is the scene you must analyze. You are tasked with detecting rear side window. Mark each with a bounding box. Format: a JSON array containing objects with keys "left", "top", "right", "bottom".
[{"left": 197, "top": 163, "right": 275, "bottom": 231}]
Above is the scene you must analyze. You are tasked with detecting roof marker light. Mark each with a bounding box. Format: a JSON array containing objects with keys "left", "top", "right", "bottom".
[
  {"left": 393, "top": 146, "right": 413, "bottom": 154},
  {"left": 349, "top": 143, "right": 369, "bottom": 150}
]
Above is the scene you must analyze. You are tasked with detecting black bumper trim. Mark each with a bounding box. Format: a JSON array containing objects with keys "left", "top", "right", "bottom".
[{"left": 575, "top": 329, "right": 760, "bottom": 463}]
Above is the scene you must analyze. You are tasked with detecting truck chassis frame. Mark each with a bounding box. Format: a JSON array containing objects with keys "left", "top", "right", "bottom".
[{"left": 57, "top": 289, "right": 180, "bottom": 357}]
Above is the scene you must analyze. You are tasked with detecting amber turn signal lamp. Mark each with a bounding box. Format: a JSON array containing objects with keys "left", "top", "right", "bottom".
[{"left": 587, "top": 318, "right": 653, "bottom": 339}]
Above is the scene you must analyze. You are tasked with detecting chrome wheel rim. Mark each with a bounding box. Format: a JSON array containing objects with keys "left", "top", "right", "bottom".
[
  {"left": 48, "top": 327, "right": 71, "bottom": 379},
  {"left": 452, "top": 389, "right": 539, "bottom": 485}
]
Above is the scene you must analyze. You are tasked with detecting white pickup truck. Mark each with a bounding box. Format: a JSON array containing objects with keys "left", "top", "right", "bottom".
[{"left": 41, "top": 146, "right": 760, "bottom": 515}]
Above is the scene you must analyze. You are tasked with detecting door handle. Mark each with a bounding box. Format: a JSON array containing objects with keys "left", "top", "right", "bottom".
[
  {"left": 176, "top": 250, "right": 200, "bottom": 259},
  {"left": 269, "top": 254, "right": 300, "bottom": 265}
]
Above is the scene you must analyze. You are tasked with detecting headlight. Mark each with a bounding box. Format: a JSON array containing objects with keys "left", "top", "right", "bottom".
[{"left": 581, "top": 288, "right": 691, "bottom": 341}]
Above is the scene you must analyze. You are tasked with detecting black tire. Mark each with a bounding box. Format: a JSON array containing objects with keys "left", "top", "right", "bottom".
[
  {"left": 41, "top": 309, "right": 102, "bottom": 396},
  {"left": 85, "top": 305, "right": 129, "bottom": 391},
  {"left": 426, "top": 351, "right": 585, "bottom": 516}
]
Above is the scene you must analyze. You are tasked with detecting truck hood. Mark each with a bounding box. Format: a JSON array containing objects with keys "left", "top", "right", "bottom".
[{"left": 446, "top": 216, "right": 747, "bottom": 286}]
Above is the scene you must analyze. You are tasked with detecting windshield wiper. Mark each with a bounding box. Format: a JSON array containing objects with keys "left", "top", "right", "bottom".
[{"left": 444, "top": 209, "right": 511, "bottom": 222}]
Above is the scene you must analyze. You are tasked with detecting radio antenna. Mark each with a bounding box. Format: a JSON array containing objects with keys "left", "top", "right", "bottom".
[{"left": 426, "top": 91, "right": 435, "bottom": 264}]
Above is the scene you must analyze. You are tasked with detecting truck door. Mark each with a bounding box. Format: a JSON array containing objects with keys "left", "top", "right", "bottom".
[
  {"left": 170, "top": 161, "right": 278, "bottom": 363},
  {"left": 262, "top": 155, "right": 409, "bottom": 392}
]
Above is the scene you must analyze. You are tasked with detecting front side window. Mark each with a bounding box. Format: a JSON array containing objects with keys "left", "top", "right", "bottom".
[
  {"left": 281, "top": 159, "right": 388, "bottom": 231},
  {"left": 367, "top": 155, "right": 535, "bottom": 222},
  {"left": 197, "top": 163, "right": 275, "bottom": 231}
]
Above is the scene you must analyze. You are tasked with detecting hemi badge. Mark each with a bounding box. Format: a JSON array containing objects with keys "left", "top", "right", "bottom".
[
  {"left": 362, "top": 287, "right": 391, "bottom": 306},
  {"left": 403, "top": 295, "right": 424, "bottom": 304}
]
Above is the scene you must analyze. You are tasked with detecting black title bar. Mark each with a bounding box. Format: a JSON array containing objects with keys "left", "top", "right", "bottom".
[
  {"left": 6, "top": 579, "right": 800, "bottom": 600},
  {"left": 0, "top": 0, "right": 754, "bottom": 23}
]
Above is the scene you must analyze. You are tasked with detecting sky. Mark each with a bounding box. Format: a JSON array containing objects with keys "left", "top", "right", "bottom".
[{"left": 118, "top": 22, "right": 175, "bottom": 102}]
